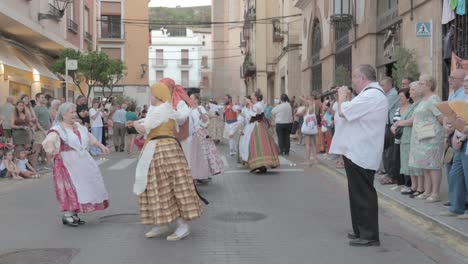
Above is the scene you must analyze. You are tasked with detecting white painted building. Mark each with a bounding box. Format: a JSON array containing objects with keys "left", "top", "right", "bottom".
[
  {"left": 193, "top": 28, "right": 213, "bottom": 99},
  {"left": 149, "top": 28, "right": 203, "bottom": 89}
]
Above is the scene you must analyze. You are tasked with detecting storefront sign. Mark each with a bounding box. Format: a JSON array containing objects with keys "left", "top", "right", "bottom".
[{"left": 416, "top": 22, "right": 432, "bottom": 37}]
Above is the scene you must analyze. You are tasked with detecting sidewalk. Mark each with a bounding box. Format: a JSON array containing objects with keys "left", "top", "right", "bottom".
[{"left": 288, "top": 141, "right": 468, "bottom": 255}]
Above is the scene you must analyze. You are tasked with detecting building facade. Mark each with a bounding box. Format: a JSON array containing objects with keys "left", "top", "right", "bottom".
[
  {"left": 149, "top": 28, "right": 203, "bottom": 91},
  {"left": 94, "top": 0, "right": 149, "bottom": 106},
  {"left": 240, "top": 0, "right": 302, "bottom": 103},
  {"left": 295, "top": 0, "right": 447, "bottom": 97},
  {"left": 211, "top": 0, "right": 245, "bottom": 101},
  {"left": 0, "top": 0, "right": 96, "bottom": 104},
  {"left": 193, "top": 28, "right": 213, "bottom": 99}
]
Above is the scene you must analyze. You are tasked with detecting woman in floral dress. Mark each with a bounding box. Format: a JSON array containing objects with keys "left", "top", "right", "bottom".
[
  {"left": 189, "top": 94, "right": 224, "bottom": 183},
  {"left": 42, "top": 103, "right": 109, "bottom": 227},
  {"left": 408, "top": 75, "right": 445, "bottom": 202}
]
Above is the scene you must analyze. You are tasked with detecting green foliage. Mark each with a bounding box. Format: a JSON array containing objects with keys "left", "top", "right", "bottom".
[
  {"left": 334, "top": 65, "right": 351, "bottom": 87},
  {"left": 113, "top": 95, "right": 136, "bottom": 107},
  {"left": 149, "top": 6, "right": 211, "bottom": 30},
  {"left": 393, "top": 47, "right": 419, "bottom": 88},
  {"left": 51, "top": 49, "right": 126, "bottom": 99}
]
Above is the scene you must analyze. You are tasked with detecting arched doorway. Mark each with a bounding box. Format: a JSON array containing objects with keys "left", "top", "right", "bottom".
[{"left": 311, "top": 19, "right": 322, "bottom": 92}]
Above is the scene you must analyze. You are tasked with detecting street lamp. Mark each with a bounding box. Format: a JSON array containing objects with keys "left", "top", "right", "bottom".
[{"left": 38, "top": 0, "right": 73, "bottom": 21}]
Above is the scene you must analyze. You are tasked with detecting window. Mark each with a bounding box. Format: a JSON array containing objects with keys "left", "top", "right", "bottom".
[
  {"left": 202, "top": 41, "right": 206, "bottom": 46},
  {"left": 311, "top": 20, "right": 322, "bottom": 92},
  {"left": 378, "top": 0, "right": 398, "bottom": 15},
  {"left": 181, "top": 49, "right": 189, "bottom": 65},
  {"left": 201, "top": 56, "right": 208, "bottom": 68},
  {"left": 181, "top": 71, "right": 189, "bottom": 87},
  {"left": 156, "top": 49, "right": 164, "bottom": 65},
  {"left": 69, "top": 2, "right": 75, "bottom": 21},
  {"left": 100, "top": 15, "right": 121, "bottom": 38},
  {"left": 84, "top": 7, "right": 90, "bottom": 35},
  {"left": 100, "top": 47, "right": 122, "bottom": 60},
  {"left": 67, "top": 2, "right": 78, "bottom": 33},
  {"left": 156, "top": 70, "right": 164, "bottom": 81},
  {"left": 100, "top": 1, "right": 122, "bottom": 39}
]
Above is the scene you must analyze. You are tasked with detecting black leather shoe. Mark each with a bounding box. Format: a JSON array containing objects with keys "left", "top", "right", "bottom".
[
  {"left": 72, "top": 214, "right": 86, "bottom": 225},
  {"left": 62, "top": 216, "right": 79, "bottom": 227},
  {"left": 349, "top": 239, "right": 380, "bottom": 247},
  {"left": 347, "top": 232, "right": 359, "bottom": 239}
]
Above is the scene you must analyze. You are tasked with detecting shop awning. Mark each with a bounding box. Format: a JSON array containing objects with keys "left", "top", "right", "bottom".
[
  {"left": 0, "top": 39, "right": 31, "bottom": 72},
  {"left": 9, "top": 43, "right": 59, "bottom": 81}
]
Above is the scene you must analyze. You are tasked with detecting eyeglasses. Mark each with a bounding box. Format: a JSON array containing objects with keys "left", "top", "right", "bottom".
[{"left": 449, "top": 76, "right": 464, "bottom": 81}]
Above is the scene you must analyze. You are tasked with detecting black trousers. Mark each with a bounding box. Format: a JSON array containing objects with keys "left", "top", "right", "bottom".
[
  {"left": 276, "top": 123, "right": 292, "bottom": 155},
  {"left": 383, "top": 143, "right": 395, "bottom": 174},
  {"left": 343, "top": 156, "right": 380, "bottom": 241}
]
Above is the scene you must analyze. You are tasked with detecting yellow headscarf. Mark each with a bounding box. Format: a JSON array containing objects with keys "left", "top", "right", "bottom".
[{"left": 151, "top": 83, "right": 172, "bottom": 103}]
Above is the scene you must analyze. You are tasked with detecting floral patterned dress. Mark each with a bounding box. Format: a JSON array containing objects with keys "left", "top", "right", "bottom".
[
  {"left": 43, "top": 123, "right": 109, "bottom": 213},
  {"left": 408, "top": 95, "right": 445, "bottom": 170}
]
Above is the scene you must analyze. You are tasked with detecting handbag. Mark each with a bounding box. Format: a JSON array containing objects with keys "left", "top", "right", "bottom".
[
  {"left": 416, "top": 124, "right": 436, "bottom": 141},
  {"left": 134, "top": 135, "right": 145, "bottom": 150},
  {"left": 301, "top": 114, "right": 318, "bottom": 135}
]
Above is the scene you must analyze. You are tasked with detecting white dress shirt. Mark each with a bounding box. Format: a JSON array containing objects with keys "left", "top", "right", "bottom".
[
  {"left": 329, "top": 82, "right": 388, "bottom": 170},
  {"left": 272, "top": 102, "right": 293, "bottom": 124}
]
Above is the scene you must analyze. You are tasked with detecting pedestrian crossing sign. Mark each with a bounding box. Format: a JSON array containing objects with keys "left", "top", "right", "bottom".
[{"left": 416, "top": 22, "right": 431, "bottom": 37}]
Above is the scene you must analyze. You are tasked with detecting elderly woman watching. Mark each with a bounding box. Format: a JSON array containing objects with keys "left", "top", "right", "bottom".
[{"left": 408, "top": 75, "right": 445, "bottom": 202}]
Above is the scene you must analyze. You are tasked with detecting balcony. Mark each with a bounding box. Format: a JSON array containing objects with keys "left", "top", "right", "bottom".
[
  {"left": 152, "top": 61, "right": 168, "bottom": 69},
  {"left": 242, "top": 54, "right": 256, "bottom": 78},
  {"left": 178, "top": 60, "right": 192, "bottom": 68},
  {"left": 85, "top": 32, "right": 92, "bottom": 41},
  {"left": 68, "top": 19, "right": 78, "bottom": 33},
  {"left": 100, "top": 18, "right": 125, "bottom": 41},
  {"left": 273, "top": 21, "right": 284, "bottom": 42}
]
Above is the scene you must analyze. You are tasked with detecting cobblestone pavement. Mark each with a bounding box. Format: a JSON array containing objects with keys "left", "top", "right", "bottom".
[{"left": 0, "top": 143, "right": 466, "bottom": 264}]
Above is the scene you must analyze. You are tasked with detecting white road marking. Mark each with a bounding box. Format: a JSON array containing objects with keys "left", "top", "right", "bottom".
[
  {"left": 223, "top": 168, "right": 304, "bottom": 174},
  {"left": 279, "top": 156, "right": 297, "bottom": 166},
  {"left": 95, "top": 159, "right": 108, "bottom": 166},
  {"left": 107, "top": 158, "right": 136, "bottom": 170},
  {"left": 221, "top": 155, "right": 229, "bottom": 166}
]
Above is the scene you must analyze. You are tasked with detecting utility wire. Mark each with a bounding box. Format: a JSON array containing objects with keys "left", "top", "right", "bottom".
[{"left": 96, "top": 13, "right": 302, "bottom": 26}]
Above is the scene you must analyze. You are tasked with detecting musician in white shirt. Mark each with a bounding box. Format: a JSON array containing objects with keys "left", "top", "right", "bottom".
[{"left": 330, "top": 64, "right": 388, "bottom": 247}]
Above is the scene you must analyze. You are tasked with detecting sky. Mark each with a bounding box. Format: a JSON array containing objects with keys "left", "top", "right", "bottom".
[{"left": 149, "top": 0, "right": 211, "bottom": 7}]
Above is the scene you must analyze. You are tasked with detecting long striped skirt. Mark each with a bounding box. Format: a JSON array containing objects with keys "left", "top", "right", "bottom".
[
  {"left": 248, "top": 122, "right": 280, "bottom": 170},
  {"left": 138, "top": 138, "right": 202, "bottom": 225}
]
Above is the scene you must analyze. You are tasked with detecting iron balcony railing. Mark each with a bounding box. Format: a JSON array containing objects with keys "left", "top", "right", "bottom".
[
  {"left": 68, "top": 19, "right": 78, "bottom": 33},
  {"left": 85, "top": 32, "right": 92, "bottom": 41}
]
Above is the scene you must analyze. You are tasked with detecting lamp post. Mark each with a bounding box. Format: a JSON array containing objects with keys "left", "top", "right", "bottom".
[{"left": 38, "top": 0, "right": 73, "bottom": 21}]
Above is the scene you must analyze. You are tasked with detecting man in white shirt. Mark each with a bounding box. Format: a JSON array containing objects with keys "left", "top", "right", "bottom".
[
  {"left": 330, "top": 64, "right": 388, "bottom": 247},
  {"left": 89, "top": 99, "right": 104, "bottom": 156},
  {"left": 272, "top": 94, "right": 293, "bottom": 155}
]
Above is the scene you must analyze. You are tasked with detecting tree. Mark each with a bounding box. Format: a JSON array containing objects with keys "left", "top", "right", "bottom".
[
  {"left": 393, "top": 47, "right": 419, "bottom": 88},
  {"left": 51, "top": 48, "right": 86, "bottom": 96},
  {"left": 334, "top": 65, "right": 351, "bottom": 87},
  {"left": 51, "top": 49, "right": 126, "bottom": 100}
]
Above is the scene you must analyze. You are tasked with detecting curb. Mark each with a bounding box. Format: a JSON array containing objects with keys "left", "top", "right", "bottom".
[{"left": 318, "top": 160, "right": 468, "bottom": 258}]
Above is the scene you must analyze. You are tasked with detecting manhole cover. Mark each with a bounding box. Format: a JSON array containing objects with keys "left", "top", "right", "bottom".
[
  {"left": 214, "top": 211, "right": 267, "bottom": 223},
  {"left": 0, "top": 248, "right": 79, "bottom": 264},
  {"left": 99, "top": 213, "right": 140, "bottom": 223}
]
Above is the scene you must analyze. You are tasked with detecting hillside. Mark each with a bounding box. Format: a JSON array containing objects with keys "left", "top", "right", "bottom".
[{"left": 149, "top": 6, "right": 211, "bottom": 30}]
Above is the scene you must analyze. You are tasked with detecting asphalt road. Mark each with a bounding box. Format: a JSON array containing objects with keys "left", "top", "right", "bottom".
[{"left": 0, "top": 143, "right": 466, "bottom": 264}]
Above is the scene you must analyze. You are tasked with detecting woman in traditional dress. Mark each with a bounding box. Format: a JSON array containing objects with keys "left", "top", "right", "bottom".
[
  {"left": 207, "top": 100, "right": 224, "bottom": 144},
  {"left": 42, "top": 102, "right": 109, "bottom": 227},
  {"left": 189, "top": 94, "right": 224, "bottom": 183},
  {"left": 133, "top": 83, "right": 202, "bottom": 241},
  {"left": 240, "top": 92, "right": 280, "bottom": 173}
]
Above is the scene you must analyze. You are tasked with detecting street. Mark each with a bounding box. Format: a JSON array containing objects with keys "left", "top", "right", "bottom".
[{"left": 0, "top": 143, "right": 466, "bottom": 264}]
